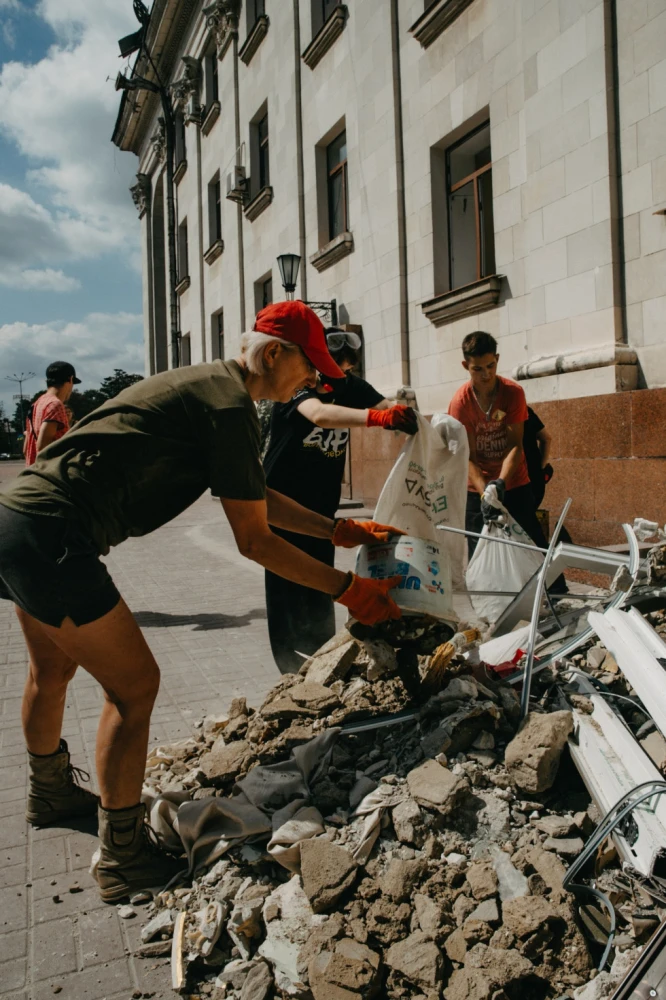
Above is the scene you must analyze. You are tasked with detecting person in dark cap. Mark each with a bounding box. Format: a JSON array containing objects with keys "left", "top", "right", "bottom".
[
  {"left": 24, "top": 361, "right": 81, "bottom": 467},
  {"left": 0, "top": 302, "right": 404, "bottom": 904}
]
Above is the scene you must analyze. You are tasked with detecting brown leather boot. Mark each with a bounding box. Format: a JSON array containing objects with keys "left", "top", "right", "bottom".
[
  {"left": 26, "top": 739, "right": 99, "bottom": 826},
  {"left": 95, "top": 803, "right": 183, "bottom": 903}
]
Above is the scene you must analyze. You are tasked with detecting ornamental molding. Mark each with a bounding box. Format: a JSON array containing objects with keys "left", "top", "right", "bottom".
[
  {"left": 151, "top": 118, "right": 166, "bottom": 163},
  {"left": 409, "top": 0, "right": 476, "bottom": 48},
  {"left": 204, "top": 238, "right": 225, "bottom": 265},
  {"left": 203, "top": 0, "right": 240, "bottom": 58},
  {"left": 239, "top": 14, "right": 269, "bottom": 66},
  {"left": 171, "top": 55, "right": 201, "bottom": 111},
  {"left": 244, "top": 184, "right": 273, "bottom": 222},
  {"left": 130, "top": 173, "right": 151, "bottom": 218}
]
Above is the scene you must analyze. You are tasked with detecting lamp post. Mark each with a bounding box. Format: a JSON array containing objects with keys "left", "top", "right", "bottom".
[
  {"left": 116, "top": 2, "right": 180, "bottom": 369},
  {"left": 6, "top": 372, "right": 35, "bottom": 433},
  {"left": 276, "top": 253, "right": 338, "bottom": 326}
]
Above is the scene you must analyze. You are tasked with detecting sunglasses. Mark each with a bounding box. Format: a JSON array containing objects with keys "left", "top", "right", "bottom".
[{"left": 326, "top": 330, "right": 362, "bottom": 352}]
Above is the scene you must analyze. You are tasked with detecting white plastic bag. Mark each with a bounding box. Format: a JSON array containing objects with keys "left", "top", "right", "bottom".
[
  {"left": 373, "top": 413, "right": 469, "bottom": 589},
  {"left": 465, "top": 505, "right": 543, "bottom": 624}
]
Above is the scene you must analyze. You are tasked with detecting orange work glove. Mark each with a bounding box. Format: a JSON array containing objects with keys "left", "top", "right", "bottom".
[
  {"left": 336, "top": 574, "right": 403, "bottom": 625},
  {"left": 366, "top": 405, "right": 418, "bottom": 434},
  {"left": 332, "top": 519, "right": 406, "bottom": 548}
]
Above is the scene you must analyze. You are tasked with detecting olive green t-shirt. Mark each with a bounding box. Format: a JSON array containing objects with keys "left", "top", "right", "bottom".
[{"left": 0, "top": 359, "right": 265, "bottom": 555}]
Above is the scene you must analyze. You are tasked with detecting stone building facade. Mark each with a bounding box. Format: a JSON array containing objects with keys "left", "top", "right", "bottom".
[{"left": 114, "top": 0, "right": 666, "bottom": 545}]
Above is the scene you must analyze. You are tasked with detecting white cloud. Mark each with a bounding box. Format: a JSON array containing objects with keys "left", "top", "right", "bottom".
[
  {"left": 0, "top": 310, "right": 144, "bottom": 415},
  {"left": 0, "top": 1, "right": 141, "bottom": 270},
  {"left": 0, "top": 268, "right": 81, "bottom": 292}
]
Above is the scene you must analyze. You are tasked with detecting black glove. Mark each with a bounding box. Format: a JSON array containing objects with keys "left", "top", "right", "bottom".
[
  {"left": 481, "top": 479, "right": 505, "bottom": 524},
  {"left": 543, "top": 463, "right": 554, "bottom": 484}
]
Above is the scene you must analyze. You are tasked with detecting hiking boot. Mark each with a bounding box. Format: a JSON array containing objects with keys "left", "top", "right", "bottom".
[
  {"left": 95, "top": 803, "right": 183, "bottom": 904},
  {"left": 26, "top": 739, "right": 99, "bottom": 826}
]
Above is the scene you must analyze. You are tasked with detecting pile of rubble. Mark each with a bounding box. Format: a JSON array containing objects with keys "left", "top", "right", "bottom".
[{"left": 129, "top": 614, "right": 666, "bottom": 1000}]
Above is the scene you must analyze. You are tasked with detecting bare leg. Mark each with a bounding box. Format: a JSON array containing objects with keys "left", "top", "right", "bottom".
[
  {"left": 17, "top": 607, "right": 78, "bottom": 755},
  {"left": 17, "top": 600, "right": 160, "bottom": 810}
]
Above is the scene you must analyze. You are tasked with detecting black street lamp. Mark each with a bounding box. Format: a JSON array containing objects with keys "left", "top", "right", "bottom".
[
  {"left": 116, "top": 3, "right": 180, "bottom": 369},
  {"left": 276, "top": 254, "right": 338, "bottom": 326}
]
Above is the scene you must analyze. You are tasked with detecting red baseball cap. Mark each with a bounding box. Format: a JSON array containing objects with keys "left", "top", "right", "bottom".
[{"left": 253, "top": 300, "right": 344, "bottom": 379}]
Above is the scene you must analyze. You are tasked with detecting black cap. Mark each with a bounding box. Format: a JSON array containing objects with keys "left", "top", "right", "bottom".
[{"left": 46, "top": 361, "right": 81, "bottom": 386}]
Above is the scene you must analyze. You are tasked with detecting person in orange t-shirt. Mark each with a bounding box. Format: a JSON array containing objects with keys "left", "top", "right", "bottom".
[
  {"left": 448, "top": 331, "right": 552, "bottom": 563},
  {"left": 24, "top": 361, "right": 80, "bottom": 466}
]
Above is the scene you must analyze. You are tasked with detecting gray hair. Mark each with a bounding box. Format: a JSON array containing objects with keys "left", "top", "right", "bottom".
[{"left": 240, "top": 331, "right": 299, "bottom": 375}]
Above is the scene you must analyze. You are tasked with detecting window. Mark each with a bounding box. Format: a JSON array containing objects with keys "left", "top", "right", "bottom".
[
  {"left": 209, "top": 174, "right": 222, "bottom": 244},
  {"left": 205, "top": 48, "right": 219, "bottom": 107},
  {"left": 211, "top": 310, "right": 224, "bottom": 360},
  {"left": 178, "top": 219, "right": 189, "bottom": 281},
  {"left": 312, "top": 0, "right": 339, "bottom": 34},
  {"left": 175, "top": 114, "right": 186, "bottom": 166},
  {"left": 258, "top": 113, "right": 269, "bottom": 189},
  {"left": 247, "top": 0, "right": 265, "bottom": 30},
  {"left": 262, "top": 276, "right": 272, "bottom": 308},
  {"left": 181, "top": 333, "right": 191, "bottom": 366},
  {"left": 327, "top": 130, "right": 348, "bottom": 240},
  {"left": 446, "top": 122, "right": 495, "bottom": 290}
]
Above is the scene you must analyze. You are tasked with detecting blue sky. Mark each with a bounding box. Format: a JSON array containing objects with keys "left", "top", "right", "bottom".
[{"left": 0, "top": 0, "right": 145, "bottom": 420}]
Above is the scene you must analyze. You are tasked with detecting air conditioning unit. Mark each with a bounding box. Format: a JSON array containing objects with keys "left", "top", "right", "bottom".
[
  {"left": 186, "top": 96, "right": 202, "bottom": 123},
  {"left": 226, "top": 166, "right": 247, "bottom": 203}
]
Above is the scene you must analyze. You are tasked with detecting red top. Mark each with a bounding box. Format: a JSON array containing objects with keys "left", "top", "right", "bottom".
[
  {"left": 448, "top": 375, "right": 529, "bottom": 491},
  {"left": 24, "top": 393, "right": 69, "bottom": 467}
]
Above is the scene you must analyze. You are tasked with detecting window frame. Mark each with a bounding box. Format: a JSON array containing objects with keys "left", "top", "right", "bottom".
[
  {"left": 209, "top": 174, "right": 222, "bottom": 245},
  {"left": 444, "top": 121, "right": 494, "bottom": 290},
  {"left": 262, "top": 275, "right": 273, "bottom": 309},
  {"left": 178, "top": 218, "right": 189, "bottom": 282},
  {"left": 326, "top": 130, "right": 348, "bottom": 241},
  {"left": 257, "top": 113, "right": 270, "bottom": 191},
  {"left": 247, "top": 0, "right": 266, "bottom": 32},
  {"left": 181, "top": 333, "right": 191, "bottom": 367}
]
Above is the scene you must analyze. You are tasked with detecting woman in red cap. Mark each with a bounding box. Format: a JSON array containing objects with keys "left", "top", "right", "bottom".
[{"left": 0, "top": 301, "right": 403, "bottom": 903}]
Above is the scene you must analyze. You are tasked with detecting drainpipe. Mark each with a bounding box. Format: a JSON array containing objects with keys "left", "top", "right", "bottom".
[
  {"left": 390, "top": 0, "right": 410, "bottom": 386},
  {"left": 145, "top": 199, "right": 156, "bottom": 375},
  {"left": 232, "top": 34, "right": 246, "bottom": 332},
  {"left": 161, "top": 101, "right": 181, "bottom": 368},
  {"left": 195, "top": 122, "right": 207, "bottom": 361},
  {"left": 293, "top": 0, "right": 308, "bottom": 301},
  {"left": 603, "top": 0, "right": 627, "bottom": 344}
]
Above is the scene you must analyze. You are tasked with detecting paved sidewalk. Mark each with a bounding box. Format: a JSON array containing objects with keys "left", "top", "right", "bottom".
[{"left": 0, "top": 469, "right": 353, "bottom": 1000}]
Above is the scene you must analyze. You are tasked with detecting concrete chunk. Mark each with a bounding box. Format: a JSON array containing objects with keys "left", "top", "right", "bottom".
[
  {"left": 306, "top": 639, "right": 360, "bottom": 686},
  {"left": 300, "top": 838, "right": 358, "bottom": 914},
  {"left": 407, "top": 759, "right": 469, "bottom": 813},
  {"left": 505, "top": 711, "right": 573, "bottom": 793}
]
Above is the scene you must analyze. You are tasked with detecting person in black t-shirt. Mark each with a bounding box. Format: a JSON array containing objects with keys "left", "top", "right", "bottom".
[
  {"left": 524, "top": 406, "right": 572, "bottom": 546},
  {"left": 263, "top": 329, "right": 417, "bottom": 672}
]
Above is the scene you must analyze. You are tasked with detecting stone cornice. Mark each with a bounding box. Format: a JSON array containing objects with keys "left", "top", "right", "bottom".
[
  {"left": 302, "top": 5, "right": 348, "bottom": 70},
  {"left": 244, "top": 185, "right": 273, "bottom": 221},
  {"left": 309, "top": 231, "right": 354, "bottom": 272},
  {"left": 409, "top": 0, "right": 476, "bottom": 48},
  {"left": 239, "top": 14, "right": 269, "bottom": 66},
  {"left": 421, "top": 275, "right": 502, "bottom": 326},
  {"left": 203, "top": 0, "right": 240, "bottom": 59}
]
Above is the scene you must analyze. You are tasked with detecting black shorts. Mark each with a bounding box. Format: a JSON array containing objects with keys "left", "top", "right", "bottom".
[{"left": 0, "top": 504, "right": 120, "bottom": 627}]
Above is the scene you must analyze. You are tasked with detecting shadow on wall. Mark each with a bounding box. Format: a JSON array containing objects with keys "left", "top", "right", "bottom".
[{"left": 133, "top": 608, "right": 267, "bottom": 631}]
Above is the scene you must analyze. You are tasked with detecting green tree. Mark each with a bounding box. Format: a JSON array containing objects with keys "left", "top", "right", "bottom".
[
  {"left": 99, "top": 369, "right": 144, "bottom": 399},
  {"left": 68, "top": 389, "right": 107, "bottom": 421},
  {"left": 12, "top": 397, "right": 36, "bottom": 434}
]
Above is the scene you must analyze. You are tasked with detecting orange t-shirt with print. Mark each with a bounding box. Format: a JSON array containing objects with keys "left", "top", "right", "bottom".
[
  {"left": 24, "top": 393, "right": 69, "bottom": 467},
  {"left": 448, "top": 375, "right": 529, "bottom": 492}
]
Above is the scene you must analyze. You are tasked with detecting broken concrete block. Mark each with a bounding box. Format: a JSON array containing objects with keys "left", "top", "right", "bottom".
[
  {"left": 469, "top": 898, "right": 500, "bottom": 925},
  {"left": 466, "top": 862, "right": 499, "bottom": 901},
  {"left": 288, "top": 682, "right": 341, "bottom": 714},
  {"left": 391, "top": 797, "right": 424, "bottom": 846},
  {"left": 504, "top": 711, "right": 573, "bottom": 793},
  {"left": 215, "top": 959, "right": 256, "bottom": 992},
  {"left": 258, "top": 878, "right": 323, "bottom": 995},
  {"left": 462, "top": 918, "right": 494, "bottom": 945},
  {"left": 445, "top": 944, "right": 537, "bottom": 1000},
  {"left": 239, "top": 960, "right": 273, "bottom": 1000},
  {"left": 306, "top": 639, "right": 360, "bottom": 687},
  {"left": 453, "top": 894, "right": 476, "bottom": 925},
  {"left": 543, "top": 836, "right": 584, "bottom": 857},
  {"left": 140, "top": 908, "right": 174, "bottom": 943},
  {"left": 407, "top": 759, "right": 469, "bottom": 814},
  {"left": 385, "top": 931, "right": 444, "bottom": 987},
  {"left": 200, "top": 738, "right": 252, "bottom": 782},
  {"left": 444, "top": 927, "right": 468, "bottom": 964},
  {"left": 309, "top": 938, "right": 382, "bottom": 999},
  {"left": 414, "top": 893, "right": 443, "bottom": 938},
  {"left": 356, "top": 639, "right": 398, "bottom": 681},
  {"left": 300, "top": 838, "right": 358, "bottom": 914},
  {"left": 501, "top": 896, "right": 565, "bottom": 941},
  {"left": 535, "top": 814, "right": 576, "bottom": 838},
  {"left": 380, "top": 858, "right": 426, "bottom": 902},
  {"left": 260, "top": 696, "right": 314, "bottom": 721}
]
